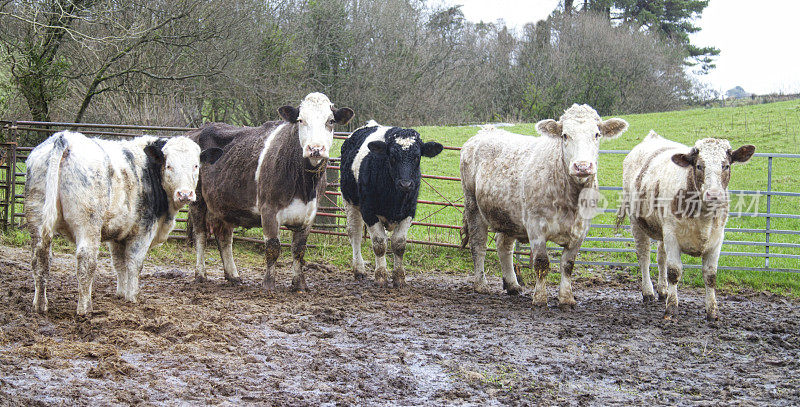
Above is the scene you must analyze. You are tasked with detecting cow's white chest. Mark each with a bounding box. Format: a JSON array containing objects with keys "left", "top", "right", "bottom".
[{"left": 277, "top": 198, "right": 317, "bottom": 227}]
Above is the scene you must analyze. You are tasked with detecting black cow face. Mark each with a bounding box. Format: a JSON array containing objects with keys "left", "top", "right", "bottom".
[{"left": 367, "top": 129, "right": 443, "bottom": 193}]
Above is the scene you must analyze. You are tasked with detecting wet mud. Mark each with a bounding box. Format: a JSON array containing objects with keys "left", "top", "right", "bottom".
[{"left": 0, "top": 244, "right": 798, "bottom": 406}]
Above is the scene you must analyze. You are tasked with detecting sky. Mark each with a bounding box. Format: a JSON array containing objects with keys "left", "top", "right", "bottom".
[{"left": 439, "top": 0, "right": 800, "bottom": 95}]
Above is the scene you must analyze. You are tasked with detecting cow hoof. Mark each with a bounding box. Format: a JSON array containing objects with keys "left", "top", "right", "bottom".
[
  {"left": 558, "top": 303, "right": 575, "bottom": 311},
  {"left": 375, "top": 278, "right": 388, "bottom": 288},
  {"left": 706, "top": 311, "right": 719, "bottom": 322},
  {"left": 225, "top": 276, "right": 243, "bottom": 285},
  {"left": 262, "top": 278, "right": 276, "bottom": 292},
  {"left": 642, "top": 293, "right": 656, "bottom": 303},
  {"left": 33, "top": 302, "right": 48, "bottom": 314},
  {"left": 194, "top": 275, "right": 208, "bottom": 283},
  {"left": 473, "top": 281, "right": 490, "bottom": 294},
  {"left": 505, "top": 283, "right": 523, "bottom": 296},
  {"left": 354, "top": 272, "right": 367, "bottom": 281},
  {"left": 664, "top": 304, "right": 677, "bottom": 320},
  {"left": 290, "top": 277, "right": 309, "bottom": 293},
  {"left": 393, "top": 279, "right": 407, "bottom": 289},
  {"left": 532, "top": 298, "right": 548, "bottom": 307},
  {"left": 658, "top": 292, "right": 667, "bottom": 302}
]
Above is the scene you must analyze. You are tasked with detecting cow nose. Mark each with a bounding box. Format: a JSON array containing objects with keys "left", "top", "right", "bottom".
[
  {"left": 306, "top": 145, "right": 327, "bottom": 158},
  {"left": 176, "top": 190, "right": 195, "bottom": 203},
  {"left": 398, "top": 180, "right": 413, "bottom": 191},
  {"left": 704, "top": 189, "right": 726, "bottom": 202},
  {"left": 571, "top": 161, "right": 595, "bottom": 176}
]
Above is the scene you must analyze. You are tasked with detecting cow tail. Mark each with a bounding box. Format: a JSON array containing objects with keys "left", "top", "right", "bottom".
[
  {"left": 40, "top": 137, "right": 67, "bottom": 240},
  {"left": 460, "top": 210, "right": 469, "bottom": 248},
  {"left": 614, "top": 196, "right": 628, "bottom": 231}
]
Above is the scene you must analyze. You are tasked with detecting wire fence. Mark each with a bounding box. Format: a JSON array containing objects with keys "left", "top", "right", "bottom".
[{"left": 2, "top": 120, "right": 799, "bottom": 273}]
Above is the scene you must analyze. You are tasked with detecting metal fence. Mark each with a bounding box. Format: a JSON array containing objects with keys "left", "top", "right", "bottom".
[{"left": 1, "top": 120, "right": 799, "bottom": 273}]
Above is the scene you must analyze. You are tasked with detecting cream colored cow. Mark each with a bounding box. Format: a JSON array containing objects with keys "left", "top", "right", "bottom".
[{"left": 618, "top": 131, "right": 754, "bottom": 320}]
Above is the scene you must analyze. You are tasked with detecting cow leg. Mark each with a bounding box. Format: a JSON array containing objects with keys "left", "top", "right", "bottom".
[
  {"left": 261, "top": 211, "right": 280, "bottom": 292},
  {"left": 31, "top": 234, "right": 52, "bottom": 313},
  {"left": 662, "top": 233, "right": 683, "bottom": 320},
  {"left": 194, "top": 230, "right": 207, "bottom": 282},
  {"left": 290, "top": 227, "right": 310, "bottom": 292},
  {"left": 74, "top": 237, "right": 100, "bottom": 316},
  {"left": 464, "top": 195, "right": 489, "bottom": 293},
  {"left": 345, "top": 203, "right": 366, "bottom": 280},
  {"left": 631, "top": 222, "right": 656, "bottom": 302},
  {"left": 530, "top": 239, "right": 549, "bottom": 307},
  {"left": 701, "top": 246, "right": 722, "bottom": 321},
  {"left": 216, "top": 226, "right": 241, "bottom": 284},
  {"left": 496, "top": 233, "right": 522, "bottom": 295},
  {"left": 367, "top": 222, "right": 389, "bottom": 287},
  {"left": 123, "top": 243, "right": 149, "bottom": 303},
  {"left": 109, "top": 241, "right": 128, "bottom": 299},
  {"left": 558, "top": 244, "right": 580, "bottom": 310},
  {"left": 390, "top": 217, "right": 412, "bottom": 289},
  {"left": 656, "top": 241, "right": 667, "bottom": 301}
]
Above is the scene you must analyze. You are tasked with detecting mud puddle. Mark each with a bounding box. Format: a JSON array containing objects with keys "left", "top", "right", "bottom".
[{"left": 0, "top": 244, "right": 798, "bottom": 406}]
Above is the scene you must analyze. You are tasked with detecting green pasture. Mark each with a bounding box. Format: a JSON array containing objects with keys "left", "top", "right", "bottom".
[{"left": 2, "top": 99, "right": 799, "bottom": 296}]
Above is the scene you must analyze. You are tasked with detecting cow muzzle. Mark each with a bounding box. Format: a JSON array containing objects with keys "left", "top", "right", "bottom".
[
  {"left": 570, "top": 161, "right": 596, "bottom": 177},
  {"left": 397, "top": 179, "right": 414, "bottom": 192},
  {"left": 703, "top": 188, "right": 727, "bottom": 203},
  {"left": 304, "top": 144, "right": 328, "bottom": 159},
  {"left": 175, "top": 190, "right": 196, "bottom": 204}
]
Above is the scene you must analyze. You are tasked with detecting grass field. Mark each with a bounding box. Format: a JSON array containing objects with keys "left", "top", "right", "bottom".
[{"left": 3, "top": 99, "right": 799, "bottom": 296}]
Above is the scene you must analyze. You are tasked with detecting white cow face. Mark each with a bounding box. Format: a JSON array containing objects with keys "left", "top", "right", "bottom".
[
  {"left": 278, "top": 92, "right": 354, "bottom": 166},
  {"left": 671, "top": 138, "right": 755, "bottom": 203},
  {"left": 536, "top": 104, "right": 627, "bottom": 182},
  {"left": 144, "top": 137, "right": 223, "bottom": 207}
]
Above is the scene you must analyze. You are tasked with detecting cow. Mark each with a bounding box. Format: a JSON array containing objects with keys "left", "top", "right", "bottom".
[
  {"left": 339, "top": 121, "right": 443, "bottom": 287},
  {"left": 188, "top": 92, "right": 353, "bottom": 291},
  {"left": 24, "top": 131, "right": 222, "bottom": 315},
  {"left": 618, "top": 131, "right": 755, "bottom": 320},
  {"left": 460, "top": 104, "right": 628, "bottom": 308}
]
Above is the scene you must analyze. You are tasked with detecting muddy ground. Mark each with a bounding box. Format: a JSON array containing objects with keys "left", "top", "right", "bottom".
[{"left": 0, "top": 243, "right": 798, "bottom": 406}]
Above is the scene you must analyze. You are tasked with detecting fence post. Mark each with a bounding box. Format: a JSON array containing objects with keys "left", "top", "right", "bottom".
[
  {"left": 765, "top": 156, "right": 772, "bottom": 269},
  {"left": 315, "top": 165, "right": 339, "bottom": 228}
]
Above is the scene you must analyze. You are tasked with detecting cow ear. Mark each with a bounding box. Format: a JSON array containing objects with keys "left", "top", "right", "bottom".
[
  {"left": 278, "top": 105, "right": 300, "bottom": 123},
  {"left": 536, "top": 119, "right": 562, "bottom": 138},
  {"left": 599, "top": 118, "right": 628, "bottom": 139},
  {"left": 421, "top": 142, "right": 444, "bottom": 158},
  {"left": 333, "top": 107, "right": 354, "bottom": 125},
  {"left": 671, "top": 148, "right": 698, "bottom": 168},
  {"left": 730, "top": 145, "right": 755, "bottom": 163},
  {"left": 200, "top": 147, "right": 223, "bottom": 165},
  {"left": 367, "top": 140, "right": 387, "bottom": 154},
  {"left": 144, "top": 144, "right": 165, "bottom": 167}
]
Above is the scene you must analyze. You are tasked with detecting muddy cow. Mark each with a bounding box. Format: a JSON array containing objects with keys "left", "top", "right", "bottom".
[
  {"left": 25, "top": 131, "right": 222, "bottom": 315},
  {"left": 188, "top": 92, "right": 353, "bottom": 291},
  {"left": 460, "top": 104, "right": 628, "bottom": 308},
  {"left": 618, "top": 131, "right": 755, "bottom": 320},
  {"left": 340, "top": 121, "right": 443, "bottom": 287}
]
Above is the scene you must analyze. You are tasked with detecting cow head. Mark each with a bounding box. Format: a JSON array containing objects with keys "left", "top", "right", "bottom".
[
  {"left": 144, "top": 137, "right": 223, "bottom": 207},
  {"left": 536, "top": 104, "right": 628, "bottom": 183},
  {"left": 278, "top": 92, "right": 354, "bottom": 166},
  {"left": 367, "top": 127, "right": 443, "bottom": 193},
  {"left": 671, "top": 138, "right": 755, "bottom": 203}
]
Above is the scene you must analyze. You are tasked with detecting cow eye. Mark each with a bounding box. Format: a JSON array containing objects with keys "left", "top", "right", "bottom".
[
  {"left": 166, "top": 164, "right": 172, "bottom": 170},
  {"left": 595, "top": 133, "right": 601, "bottom": 139},
  {"left": 696, "top": 164, "right": 703, "bottom": 171},
  {"left": 562, "top": 133, "right": 568, "bottom": 141},
  {"left": 328, "top": 119, "right": 336, "bottom": 125},
  {"left": 722, "top": 164, "right": 730, "bottom": 170}
]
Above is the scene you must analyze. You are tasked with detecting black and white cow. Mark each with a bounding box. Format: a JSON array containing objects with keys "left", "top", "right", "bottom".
[
  {"left": 188, "top": 92, "right": 354, "bottom": 291},
  {"left": 340, "top": 121, "right": 443, "bottom": 287},
  {"left": 25, "top": 131, "right": 222, "bottom": 315}
]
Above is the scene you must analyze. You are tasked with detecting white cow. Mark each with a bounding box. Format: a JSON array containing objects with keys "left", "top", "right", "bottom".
[
  {"left": 25, "top": 131, "right": 222, "bottom": 315},
  {"left": 619, "top": 131, "right": 754, "bottom": 320},
  {"left": 460, "top": 104, "right": 628, "bottom": 308}
]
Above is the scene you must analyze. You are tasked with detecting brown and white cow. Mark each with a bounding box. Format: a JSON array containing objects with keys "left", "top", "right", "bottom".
[
  {"left": 188, "top": 92, "right": 353, "bottom": 291},
  {"left": 25, "top": 131, "right": 221, "bottom": 315},
  {"left": 618, "top": 131, "right": 755, "bottom": 320},
  {"left": 460, "top": 104, "right": 628, "bottom": 308}
]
